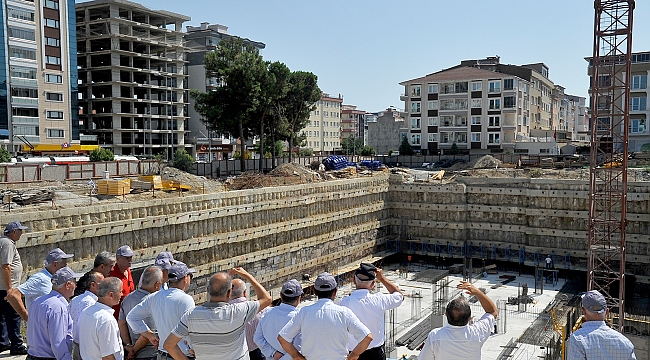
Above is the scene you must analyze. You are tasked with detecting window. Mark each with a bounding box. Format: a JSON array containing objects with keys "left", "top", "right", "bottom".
[
  {"left": 10, "top": 47, "right": 36, "bottom": 60},
  {"left": 471, "top": 133, "right": 481, "bottom": 142},
  {"left": 45, "top": 37, "right": 60, "bottom": 47},
  {"left": 11, "top": 67, "right": 37, "bottom": 79},
  {"left": 428, "top": 101, "right": 438, "bottom": 110},
  {"left": 8, "top": 8, "right": 34, "bottom": 22},
  {"left": 503, "top": 79, "right": 515, "bottom": 90},
  {"left": 440, "top": 132, "right": 452, "bottom": 143},
  {"left": 428, "top": 133, "right": 438, "bottom": 142},
  {"left": 630, "top": 97, "right": 647, "bottom": 111},
  {"left": 471, "top": 99, "right": 482, "bottom": 108},
  {"left": 455, "top": 82, "right": 468, "bottom": 93},
  {"left": 630, "top": 119, "right": 646, "bottom": 133},
  {"left": 632, "top": 53, "right": 650, "bottom": 63},
  {"left": 428, "top": 84, "right": 438, "bottom": 94},
  {"left": 427, "top": 117, "right": 438, "bottom": 126},
  {"left": 471, "top": 116, "right": 481, "bottom": 125},
  {"left": 488, "top": 133, "right": 500, "bottom": 144},
  {"left": 13, "top": 126, "right": 38, "bottom": 136},
  {"left": 597, "top": 96, "right": 610, "bottom": 110},
  {"left": 455, "top": 99, "right": 468, "bottom": 110},
  {"left": 47, "top": 129, "right": 64, "bottom": 138},
  {"left": 46, "top": 111, "right": 64, "bottom": 119},
  {"left": 488, "top": 116, "right": 500, "bottom": 127},
  {"left": 44, "top": 0, "right": 59, "bottom": 9},
  {"left": 46, "top": 93, "right": 63, "bottom": 102},
  {"left": 455, "top": 132, "right": 467, "bottom": 143},
  {"left": 410, "top": 134, "right": 421, "bottom": 145},
  {"left": 410, "top": 85, "right": 421, "bottom": 97},
  {"left": 489, "top": 99, "right": 501, "bottom": 110},
  {"left": 44, "top": 18, "right": 60, "bottom": 28},
  {"left": 441, "top": 83, "right": 454, "bottom": 94},
  {"left": 410, "top": 117, "right": 421, "bottom": 129},
  {"left": 440, "top": 99, "right": 454, "bottom": 110},
  {"left": 8, "top": 27, "right": 35, "bottom": 41},
  {"left": 488, "top": 81, "right": 501, "bottom": 93},
  {"left": 46, "top": 56, "right": 61, "bottom": 65},
  {"left": 472, "top": 82, "right": 482, "bottom": 91},
  {"left": 632, "top": 75, "right": 648, "bottom": 89},
  {"left": 597, "top": 117, "right": 610, "bottom": 131},
  {"left": 455, "top": 116, "right": 467, "bottom": 126},
  {"left": 504, "top": 96, "right": 516, "bottom": 108},
  {"left": 410, "top": 102, "right": 421, "bottom": 113},
  {"left": 440, "top": 116, "right": 453, "bottom": 127},
  {"left": 12, "top": 87, "right": 38, "bottom": 98}
]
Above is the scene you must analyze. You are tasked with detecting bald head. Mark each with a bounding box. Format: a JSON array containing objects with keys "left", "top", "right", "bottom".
[
  {"left": 208, "top": 272, "right": 232, "bottom": 300},
  {"left": 230, "top": 278, "right": 247, "bottom": 299}
]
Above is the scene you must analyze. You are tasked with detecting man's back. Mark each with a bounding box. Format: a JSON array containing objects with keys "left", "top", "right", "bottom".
[
  {"left": 567, "top": 321, "right": 636, "bottom": 360},
  {"left": 419, "top": 313, "right": 494, "bottom": 360},
  {"left": 26, "top": 291, "right": 73, "bottom": 360},
  {"left": 119, "top": 288, "right": 157, "bottom": 359},
  {"left": 254, "top": 304, "right": 300, "bottom": 360}
]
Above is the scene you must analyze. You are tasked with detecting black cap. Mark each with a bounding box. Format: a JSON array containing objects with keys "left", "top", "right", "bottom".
[{"left": 355, "top": 263, "right": 377, "bottom": 281}]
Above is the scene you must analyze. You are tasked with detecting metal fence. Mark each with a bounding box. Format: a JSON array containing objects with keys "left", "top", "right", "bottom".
[{"left": 0, "top": 160, "right": 157, "bottom": 183}]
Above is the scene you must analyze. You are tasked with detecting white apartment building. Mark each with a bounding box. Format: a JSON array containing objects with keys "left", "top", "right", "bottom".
[{"left": 302, "top": 93, "right": 342, "bottom": 155}]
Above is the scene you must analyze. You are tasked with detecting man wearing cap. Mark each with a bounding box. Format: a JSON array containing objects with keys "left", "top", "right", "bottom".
[
  {"left": 229, "top": 278, "right": 264, "bottom": 360},
  {"left": 110, "top": 245, "right": 136, "bottom": 319},
  {"left": 164, "top": 267, "right": 272, "bottom": 360},
  {"left": 127, "top": 262, "right": 196, "bottom": 360},
  {"left": 138, "top": 252, "right": 173, "bottom": 290},
  {"left": 75, "top": 251, "right": 116, "bottom": 297},
  {"left": 69, "top": 271, "right": 104, "bottom": 360},
  {"left": 567, "top": 290, "right": 636, "bottom": 360},
  {"left": 278, "top": 272, "right": 373, "bottom": 360},
  {"left": 419, "top": 281, "right": 498, "bottom": 360},
  {"left": 26, "top": 266, "right": 82, "bottom": 360},
  {"left": 340, "top": 263, "right": 403, "bottom": 360},
  {"left": 79, "top": 277, "right": 125, "bottom": 360},
  {"left": 0, "top": 221, "right": 27, "bottom": 355},
  {"left": 254, "top": 279, "right": 303, "bottom": 360},
  {"left": 119, "top": 266, "right": 163, "bottom": 360}
]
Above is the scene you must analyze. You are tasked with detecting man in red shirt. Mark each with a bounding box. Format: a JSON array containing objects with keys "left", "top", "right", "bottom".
[{"left": 109, "top": 245, "right": 135, "bottom": 319}]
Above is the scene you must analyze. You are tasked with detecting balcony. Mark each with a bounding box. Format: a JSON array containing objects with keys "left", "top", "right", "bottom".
[
  {"left": 11, "top": 97, "right": 38, "bottom": 106},
  {"left": 79, "top": 134, "right": 98, "bottom": 142},
  {"left": 12, "top": 116, "right": 39, "bottom": 124},
  {"left": 11, "top": 78, "right": 38, "bottom": 87}
]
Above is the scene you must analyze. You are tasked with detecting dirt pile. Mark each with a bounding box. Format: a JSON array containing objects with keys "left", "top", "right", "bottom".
[
  {"left": 160, "top": 166, "right": 224, "bottom": 193},
  {"left": 471, "top": 155, "right": 502, "bottom": 169}
]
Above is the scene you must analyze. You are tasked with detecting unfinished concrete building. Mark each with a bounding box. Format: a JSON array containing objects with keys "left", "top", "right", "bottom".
[{"left": 75, "top": 0, "right": 190, "bottom": 158}]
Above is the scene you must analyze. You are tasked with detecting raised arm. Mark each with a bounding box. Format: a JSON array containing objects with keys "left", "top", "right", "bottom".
[
  {"left": 229, "top": 268, "right": 272, "bottom": 311},
  {"left": 457, "top": 281, "right": 498, "bottom": 318}
]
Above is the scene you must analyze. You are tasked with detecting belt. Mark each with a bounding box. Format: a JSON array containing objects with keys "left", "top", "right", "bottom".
[
  {"left": 159, "top": 350, "right": 195, "bottom": 360},
  {"left": 27, "top": 355, "right": 56, "bottom": 360}
]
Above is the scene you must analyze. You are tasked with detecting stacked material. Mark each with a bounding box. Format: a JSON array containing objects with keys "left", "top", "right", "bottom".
[
  {"left": 139, "top": 175, "right": 163, "bottom": 189},
  {"left": 97, "top": 178, "right": 131, "bottom": 195},
  {"left": 395, "top": 314, "right": 434, "bottom": 350},
  {"left": 322, "top": 156, "right": 349, "bottom": 171},
  {"left": 1, "top": 189, "right": 54, "bottom": 205},
  {"left": 360, "top": 160, "right": 382, "bottom": 170}
]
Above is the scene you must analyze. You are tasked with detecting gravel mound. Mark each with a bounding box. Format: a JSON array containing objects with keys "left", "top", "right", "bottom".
[{"left": 471, "top": 155, "right": 502, "bottom": 169}]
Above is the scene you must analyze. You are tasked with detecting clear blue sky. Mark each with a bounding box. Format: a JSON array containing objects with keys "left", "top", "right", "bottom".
[{"left": 124, "top": 0, "right": 650, "bottom": 113}]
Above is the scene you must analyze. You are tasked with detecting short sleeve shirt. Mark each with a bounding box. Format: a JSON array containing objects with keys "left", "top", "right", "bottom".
[
  {"left": 419, "top": 313, "right": 494, "bottom": 360},
  {"left": 0, "top": 235, "right": 22, "bottom": 290},
  {"left": 109, "top": 267, "right": 134, "bottom": 318},
  {"left": 18, "top": 268, "right": 53, "bottom": 311},
  {"left": 119, "top": 289, "right": 157, "bottom": 359}
]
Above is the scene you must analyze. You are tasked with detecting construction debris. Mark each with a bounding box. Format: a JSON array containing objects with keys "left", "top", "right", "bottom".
[{"left": 1, "top": 188, "right": 54, "bottom": 205}]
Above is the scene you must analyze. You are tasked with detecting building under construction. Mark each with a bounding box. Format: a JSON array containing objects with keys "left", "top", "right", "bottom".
[{"left": 75, "top": 0, "right": 190, "bottom": 158}]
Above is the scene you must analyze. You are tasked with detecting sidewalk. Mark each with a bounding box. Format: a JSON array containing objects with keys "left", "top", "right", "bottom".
[{"left": 0, "top": 353, "right": 25, "bottom": 360}]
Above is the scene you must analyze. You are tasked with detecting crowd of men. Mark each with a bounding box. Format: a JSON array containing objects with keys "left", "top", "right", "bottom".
[{"left": 0, "top": 220, "right": 638, "bottom": 360}]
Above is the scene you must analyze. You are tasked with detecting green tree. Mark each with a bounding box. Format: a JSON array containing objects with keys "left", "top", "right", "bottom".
[
  {"left": 399, "top": 136, "right": 415, "bottom": 156},
  {"left": 360, "top": 145, "right": 376, "bottom": 156},
  {"left": 450, "top": 142, "right": 459, "bottom": 155},
  {"left": 341, "top": 135, "right": 363, "bottom": 155},
  {"left": 191, "top": 37, "right": 266, "bottom": 173},
  {"left": 89, "top": 148, "right": 114, "bottom": 162},
  {"left": 0, "top": 148, "right": 10, "bottom": 162},
  {"left": 171, "top": 149, "right": 193, "bottom": 172}
]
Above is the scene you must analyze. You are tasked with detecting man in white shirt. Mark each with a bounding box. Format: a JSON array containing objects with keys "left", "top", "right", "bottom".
[
  {"left": 79, "top": 277, "right": 124, "bottom": 360},
  {"left": 127, "top": 262, "right": 195, "bottom": 360},
  {"left": 69, "top": 271, "right": 104, "bottom": 360},
  {"left": 278, "top": 272, "right": 373, "bottom": 360},
  {"left": 419, "top": 281, "right": 498, "bottom": 360},
  {"left": 254, "top": 279, "right": 303, "bottom": 360},
  {"left": 339, "top": 263, "right": 403, "bottom": 360}
]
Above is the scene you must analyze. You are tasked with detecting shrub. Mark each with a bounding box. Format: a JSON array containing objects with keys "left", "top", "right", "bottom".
[
  {"left": 171, "top": 149, "right": 193, "bottom": 172},
  {"left": 89, "top": 148, "right": 114, "bottom": 162},
  {"left": 299, "top": 148, "right": 313, "bottom": 156},
  {"left": 0, "top": 148, "right": 10, "bottom": 163}
]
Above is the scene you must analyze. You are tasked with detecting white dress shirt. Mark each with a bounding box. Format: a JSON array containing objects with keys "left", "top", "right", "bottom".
[
  {"left": 68, "top": 290, "right": 98, "bottom": 343},
  {"left": 339, "top": 289, "right": 403, "bottom": 350},
  {"left": 253, "top": 304, "right": 300, "bottom": 360},
  {"left": 279, "top": 298, "right": 370, "bottom": 360},
  {"left": 78, "top": 301, "right": 124, "bottom": 360},
  {"left": 126, "top": 287, "right": 195, "bottom": 355},
  {"left": 419, "top": 313, "right": 494, "bottom": 360}
]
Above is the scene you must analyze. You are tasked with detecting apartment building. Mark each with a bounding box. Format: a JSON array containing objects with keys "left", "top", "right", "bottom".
[
  {"left": 184, "top": 22, "right": 265, "bottom": 161},
  {"left": 366, "top": 107, "right": 407, "bottom": 155},
  {"left": 76, "top": 0, "right": 190, "bottom": 158},
  {"left": 340, "top": 104, "right": 365, "bottom": 142},
  {"left": 2, "top": 0, "right": 81, "bottom": 154},
  {"left": 303, "top": 93, "right": 342, "bottom": 155},
  {"left": 400, "top": 66, "right": 530, "bottom": 155}
]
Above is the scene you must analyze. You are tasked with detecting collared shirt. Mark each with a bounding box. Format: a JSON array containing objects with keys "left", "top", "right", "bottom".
[
  {"left": 229, "top": 297, "right": 262, "bottom": 352},
  {"left": 126, "top": 287, "right": 195, "bottom": 355},
  {"left": 18, "top": 267, "right": 53, "bottom": 311},
  {"left": 79, "top": 301, "right": 124, "bottom": 360},
  {"left": 68, "top": 290, "right": 98, "bottom": 343},
  {"left": 339, "top": 289, "right": 403, "bottom": 349},
  {"left": 567, "top": 320, "right": 636, "bottom": 360},
  {"left": 109, "top": 266, "right": 135, "bottom": 318},
  {"left": 419, "top": 313, "right": 494, "bottom": 360},
  {"left": 279, "top": 298, "right": 371, "bottom": 360},
  {"left": 26, "top": 290, "right": 73, "bottom": 360},
  {"left": 254, "top": 303, "right": 300, "bottom": 360},
  {"left": 119, "top": 288, "right": 157, "bottom": 359},
  {"left": 172, "top": 300, "right": 260, "bottom": 360},
  {"left": 0, "top": 235, "right": 22, "bottom": 290}
]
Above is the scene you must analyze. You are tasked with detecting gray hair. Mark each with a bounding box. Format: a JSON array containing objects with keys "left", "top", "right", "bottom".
[
  {"left": 446, "top": 297, "right": 472, "bottom": 326},
  {"left": 94, "top": 251, "right": 116, "bottom": 268},
  {"left": 231, "top": 279, "right": 246, "bottom": 298},
  {"left": 141, "top": 266, "right": 163, "bottom": 287},
  {"left": 208, "top": 272, "right": 232, "bottom": 298},
  {"left": 87, "top": 271, "right": 102, "bottom": 286},
  {"left": 354, "top": 274, "right": 374, "bottom": 289},
  {"left": 98, "top": 277, "right": 122, "bottom": 297}
]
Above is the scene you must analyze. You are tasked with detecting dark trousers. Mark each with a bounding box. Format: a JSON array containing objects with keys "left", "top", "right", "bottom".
[
  {"left": 249, "top": 348, "right": 264, "bottom": 360},
  {"left": 358, "top": 344, "right": 386, "bottom": 360},
  {"left": 0, "top": 290, "right": 23, "bottom": 349}
]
